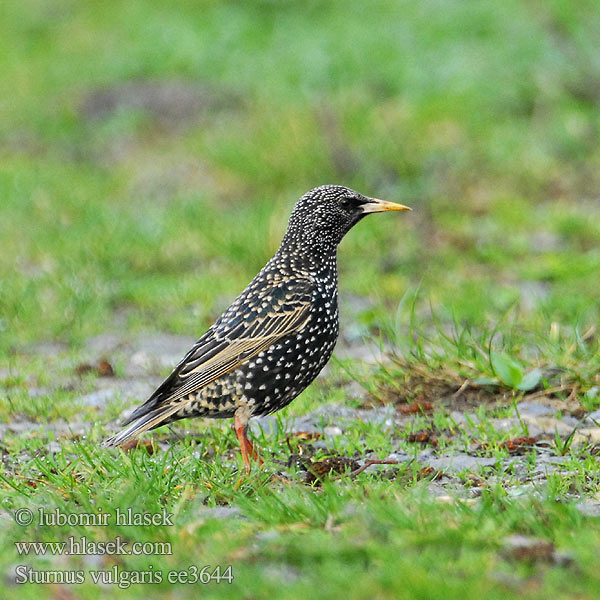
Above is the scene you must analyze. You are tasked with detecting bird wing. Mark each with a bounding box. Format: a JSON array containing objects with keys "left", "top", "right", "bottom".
[
  {"left": 108, "top": 277, "right": 315, "bottom": 441},
  {"left": 162, "top": 277, "right": 314, "bottom": 401}
]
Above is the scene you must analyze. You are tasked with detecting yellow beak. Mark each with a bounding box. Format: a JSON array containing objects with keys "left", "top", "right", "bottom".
[{"left": 360, "top": 198, "right": 412, "bottom": 214}]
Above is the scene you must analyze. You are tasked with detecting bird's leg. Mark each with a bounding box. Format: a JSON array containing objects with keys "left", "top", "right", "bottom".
[
  {"left": 234, "top": 416, "right": 252, "bottom": 474},
  {"left": 234, "top": 409, "right": 262, "bottom": 473},
  {"left": 243, "top": 435, "right": 259, "bottom": 461}
]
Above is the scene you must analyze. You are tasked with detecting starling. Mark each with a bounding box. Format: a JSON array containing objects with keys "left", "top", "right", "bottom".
[{"left": 103, "top": 185, "right": 410, "bottom": 471}]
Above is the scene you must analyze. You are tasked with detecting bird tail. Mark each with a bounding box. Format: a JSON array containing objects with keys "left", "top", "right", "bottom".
[{"left": 102, "top": 403, "right": 183, "bottom": 448}]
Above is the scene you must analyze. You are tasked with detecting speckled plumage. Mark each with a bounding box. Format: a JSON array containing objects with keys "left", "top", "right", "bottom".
[{"left": 103, "top": 185, "right": 410, "bottom": 469}]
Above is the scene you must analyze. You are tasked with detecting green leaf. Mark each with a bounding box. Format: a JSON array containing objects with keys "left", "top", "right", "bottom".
[
  {"left": 490, "top": 352, "right": 523, "bottom": 388},
  {"left": 517, "top": 368, "right": 542, "bottom": 391}
]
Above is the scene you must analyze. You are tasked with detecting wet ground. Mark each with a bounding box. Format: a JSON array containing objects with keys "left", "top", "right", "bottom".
[{"left": 4, "top": 331, "right": 600, "bottom": 517}]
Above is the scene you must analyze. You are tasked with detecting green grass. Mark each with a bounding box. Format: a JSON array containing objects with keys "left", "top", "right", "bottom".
[
  {"left": 2, "top": 0, "right": 600, "bottom": 598},
  {"left": 1, "top": 411, "right": 600, "bottom": 599}
]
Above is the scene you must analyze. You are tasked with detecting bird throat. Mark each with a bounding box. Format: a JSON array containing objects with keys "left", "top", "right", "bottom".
[{"left": 275, "top": 232, "right": 338, "bottom": 278}]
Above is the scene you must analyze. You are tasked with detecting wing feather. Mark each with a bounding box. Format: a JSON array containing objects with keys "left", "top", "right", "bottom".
[
  {"left": 164, "top": 293, "right": 312, "bottom": 400},
  {"left": 113, "top": 277, "right": 314, "bottom": 434}
]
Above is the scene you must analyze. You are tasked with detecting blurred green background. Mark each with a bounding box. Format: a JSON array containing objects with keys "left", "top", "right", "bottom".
[
  {"left": 2, "top": 3, "right": 600, "bottom": 599},
  {"left": 2, "top": 0, "right": 600, "bottom": 353}
]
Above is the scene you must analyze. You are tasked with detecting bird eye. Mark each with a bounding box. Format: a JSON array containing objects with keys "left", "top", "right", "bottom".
[{"left": 340, "top": 197, "right": 352, "bottom": 209}]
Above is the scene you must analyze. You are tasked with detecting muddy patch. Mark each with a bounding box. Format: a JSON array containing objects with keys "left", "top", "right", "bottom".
[{"left": 80, "top": 79, "right": 240, "bottom": 128}]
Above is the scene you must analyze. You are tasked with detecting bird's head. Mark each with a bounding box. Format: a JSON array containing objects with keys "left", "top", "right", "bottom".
[{"left": 282, "top": 185, "right": 411, "bottom": 254}]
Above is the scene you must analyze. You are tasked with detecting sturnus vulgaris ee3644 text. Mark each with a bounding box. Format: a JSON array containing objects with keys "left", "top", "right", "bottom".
[{"left": 103, "top": 185, "right": 411, "bottom": 471}]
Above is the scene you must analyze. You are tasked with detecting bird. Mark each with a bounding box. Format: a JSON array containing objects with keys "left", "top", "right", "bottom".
[{"left": 103, "top": 185, "right": 411, "bottom": 472}]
